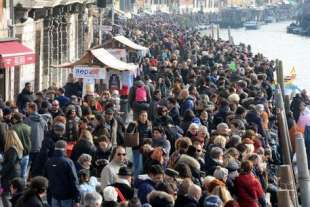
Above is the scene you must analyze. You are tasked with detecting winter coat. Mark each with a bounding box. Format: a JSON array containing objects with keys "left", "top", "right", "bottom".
[
  {"left": 234, "top": 173, "right": 265, "bottom": 207},
  {"left": 24, "top": 112, "right": 48, "bottom": 153},
  {"left": 181, "top": 196, "right": 199, "bottom": 207},
  {"left": 0, "top": 121, "right": 8, "bottom": 153},
  {"left": 16, "top": 88, "right": 34, "bottom": 112},
  {"left": 15, "top": 191, "right": 45, "bottom": 207},
  {"left": 45, "top": 150, "right": 80, "bottom": 202},
  {"left": 169, "top": 106, "right": 181, "bottom": 126},
  {"left": 101, "top": 201, "right": 118, "bottom": 207},
  {"left": 245, "top": 110, "right": 266, "bottom": 137},
  {"left": 56, "top": 95, "right": 70, "bottom": 108},
  {"left": 180, "top": 96, "right": 195, "bottom": 116},
  {"left": 0, "top": 147, "right": 21, "bottom": 190},
  {"left": 204, "top": 156, "right": 222, "bottom": 176},
  {"left": 133, "top": 121, "right": 152, "bottom": 150},
  {"left": 12, "top": 122, "right": 32, "bottom": 155},
  {"left": 135, "top": 176, "right": 157, "bottom": 204},
  {"left": 128, "top": 81, "right": 152, "bottom": 111},
  {"left": 31, "top": 131, "right": 63, "bottom": 176},
  {"left": 105, "top": 118, "right": 125, "bottom": 146},
  {"left": 70, "top": 139, "right": 96, "bottom": 163}
]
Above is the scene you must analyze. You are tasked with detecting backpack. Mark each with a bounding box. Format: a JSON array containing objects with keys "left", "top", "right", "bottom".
[{"left": 135, "top": 86, "right": 147, "bottom": 102}]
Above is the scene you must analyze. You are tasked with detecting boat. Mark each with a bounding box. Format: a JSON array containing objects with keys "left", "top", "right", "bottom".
[{"left": 243, "top": 21, "right": 260, "bottom": 30}]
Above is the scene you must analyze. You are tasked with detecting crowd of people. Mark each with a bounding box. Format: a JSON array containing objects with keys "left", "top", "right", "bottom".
[{"left": 0, "top": 13, "right": 299, "bottom": 207}]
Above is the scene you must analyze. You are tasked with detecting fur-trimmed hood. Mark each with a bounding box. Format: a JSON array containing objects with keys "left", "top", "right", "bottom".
[{"left": 176, "top": 154, "right": 201, "bottom": 171}]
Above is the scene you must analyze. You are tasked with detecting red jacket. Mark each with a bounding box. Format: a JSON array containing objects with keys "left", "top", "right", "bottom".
[{"left": 234, "top": 173, "right": 264, "bottom": 207}]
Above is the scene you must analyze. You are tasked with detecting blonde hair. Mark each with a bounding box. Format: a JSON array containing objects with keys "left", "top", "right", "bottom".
[
  {"left": 214, "top": 135, "right": 227, "bottom": 149},
  {"left": 211, "top": 185, "right": 232, "bottom": 204},
  {"left": 5, "top": 130, "right": 24, "bottom": 158},
  {"left": 80, "top": 130, "right": 94, "bottom": 144}
]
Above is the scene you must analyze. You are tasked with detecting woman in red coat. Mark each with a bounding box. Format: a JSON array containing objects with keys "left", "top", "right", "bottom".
[{"left": 234, "top": 160, "right": 267, "bottom": 207}]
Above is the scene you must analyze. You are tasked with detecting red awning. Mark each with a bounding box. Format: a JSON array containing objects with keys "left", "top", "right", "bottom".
[{"left": 0, "top": 40, "right": 36, "bottom": 68}]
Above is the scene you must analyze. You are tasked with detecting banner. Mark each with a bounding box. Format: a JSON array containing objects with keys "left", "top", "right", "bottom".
[{"left": 73, "top": 66, "right": 106, "bottom": 79}]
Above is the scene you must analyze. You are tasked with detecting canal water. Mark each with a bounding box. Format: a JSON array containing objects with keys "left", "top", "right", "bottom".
[{"left": 202, "top": 21, "right": 310, "bottom": 91}]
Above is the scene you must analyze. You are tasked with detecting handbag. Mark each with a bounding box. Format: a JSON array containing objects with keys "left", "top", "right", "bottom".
[{"left": 124, "top": 122, "right": 139, "bottom": 147}]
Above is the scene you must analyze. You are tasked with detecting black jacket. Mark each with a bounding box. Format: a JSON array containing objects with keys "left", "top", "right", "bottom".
[
  {"left": 112, "top": 182, "right": 134, "bottom": 201},
  {"left": 32, "top": 131, "right": 63, "bottom": 176},
  {"left": 16, "top": 191, "right": 45, "bottom": 207},
  {"left": 70, "top": 139, "right": 96, "bottom": 163},
  {"left": 45, "top": 150, "right": 80, "bottom": 202},
  {"left": 0, "top": 147, "right": 21, "bottom": 190},
  {"left": 180, "top": 196, "right": 199, "bottom": 207},
  {"left": 17, "top": 88, "right": 34, "bottom": 112}
]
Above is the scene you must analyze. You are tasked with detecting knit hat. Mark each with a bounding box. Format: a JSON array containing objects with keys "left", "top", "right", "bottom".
[
  {"left": 203, "top": 195, "right": 223, "bottom": 207},
  {"left": 213, "top": 166, "right": 228, "bottom": 181},
  {"left": 103, "top": 186, "right": 118, "bottom": 202},
  {"left": 227, "top": 160, "right": 240, "bottom": 172},
  {"left": 53, "top": 122, "right": 66, "bottom": 133}
]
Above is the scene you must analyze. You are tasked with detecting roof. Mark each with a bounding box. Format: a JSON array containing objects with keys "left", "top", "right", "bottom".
[
  {"left": 91, "top": 48, "right": 137, "bottom": 71},
  {"left": 0, "top": 39, "right": 33, "bottom": 57},
  {"left": 15, "top": 0, "right": 90, "bottom": 8},
  {"left": 0, "top": 39, "right": 35, "bottom": 67},
  {"left": 113, "top": 35, "right": 149, "bottom": 52},
  {"left": 53, "top": 48, "right": 138, "bottom": 71}
]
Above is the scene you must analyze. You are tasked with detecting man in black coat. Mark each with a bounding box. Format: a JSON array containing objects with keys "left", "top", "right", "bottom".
[
  {"left": 44, "top": 140, "right": 80, "bottom": 206},
  {"left": 112, "top": 166, "right": 134, "bottom": 202},
  {"left": 16, "top": 82, "right": 34, "bottom": 113}
]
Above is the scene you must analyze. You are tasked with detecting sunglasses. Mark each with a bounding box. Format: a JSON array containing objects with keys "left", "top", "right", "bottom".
[
  {"left": 196, "top": 149, "right": 202, "bottom": 153},
  {"left": 117, "top": 153, "right": 126, "bottom": 156}
]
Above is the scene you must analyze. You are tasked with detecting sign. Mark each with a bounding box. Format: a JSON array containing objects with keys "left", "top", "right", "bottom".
[
  {"left": 73, "top": 66, "right": 106, "bottom": 79},
  {"left": 0, "top": 54, "right": 36, "bottom": 68},
  {"left": 102, "top": 25, "right": 113, "bottom": 32}
]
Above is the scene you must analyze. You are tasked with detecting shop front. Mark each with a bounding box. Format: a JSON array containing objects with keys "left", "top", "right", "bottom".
[{"left": 0, "top": 38, "right": 36, "bottom": 101}]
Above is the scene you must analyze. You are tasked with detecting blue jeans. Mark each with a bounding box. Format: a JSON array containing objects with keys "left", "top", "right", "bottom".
[
  {"left": 133, "top": 149, "right": 142, "bottom": 177},
  {"left": 51, "top": 198, "right": 75, "bottom": 207},
  {"left": 20, "top": 155, "right": 29, "bottom": 179}
]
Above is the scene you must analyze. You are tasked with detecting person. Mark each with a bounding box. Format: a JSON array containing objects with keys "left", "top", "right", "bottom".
[
  {"left": 234, "top": 161, "right": 267, "bottom": 207},
  {"left": 132, "top": 110, "right": 152, "bottom": 177},
  {"left": 11, "top": 112, "right": 31, "bottom": 179},
  {"left": 0, "top": 130, "right": 24, "bottom": 207},
  {"left": 50, "top": 100, "right": 64, "bottom": 119},
  {"left": 128, "top": 79, "right": 152, "bottom": 120},
  {"left": 147, "top": 191, "right": 175, "bottom": 207},
  {"left": 167, "top": 96, "right": 181, "bottom": 126},
  {"left": 16, "top": 82, "right": 34, "bottom": 113},
  {"left": 83, "top": 192, "right": 103, "bottom": 207},
  {"left": 112, "top": 166, "right": 135, "bottom": 202},
  {"left": 205, "top": 147, "right": 224, "bottom": 176},
  {"left": 135, "top": 164, "right": 165, "bottom": 204},
  {"left": 15, "top": 176, "right": 48, "bottom": 207},
  {"left": 183, "top": 184, "right": 202, "bottom": 207},
  {"left": 78, "top": 169, "right": 98, "bottom": 203},
  {"left": 179, "top": 89, "right": 195, "bottom": 117},
  {"left": 101, "top": 146, "right": 127, "bottom": 189},
  {"left": 71, "top": 130, "right": 96, "bottom": 163},
  {"left": 31, "top": 118, "right": 66, "bottom": 176},
  {"left": 104, "top": 108, "right": 125, "bottom": 146},
  {"left": 245, "top": 104, "right": 266, "bottom": 138},
  {"left": 151, "top": 126, "right": 171, "bottom": 156},
  {"left": 56, "top": 88, "right": 70, "bottom": 108},
  {"left": 9, "top": 177, "right": 26, "bottom": 207},
  {"left": 44, "top": 140, "right": 80, "bottom": 207},
  {"left": 92, "top": 135, "right": 112, "bottom": 177},
  {"left": 102, "top": 186, "right": 119, "bottom": 207},
  {"left": 24, "top": 102, "right": 48, "bottom": 173}
]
